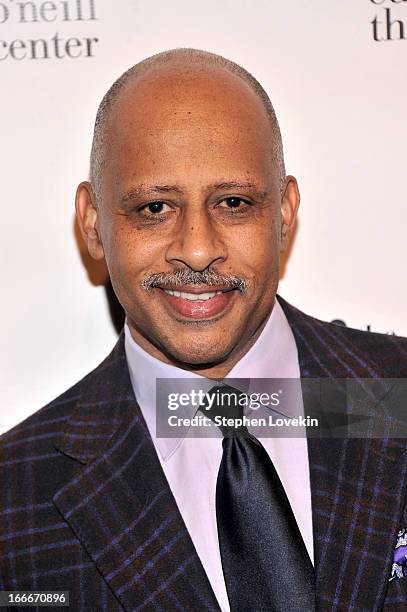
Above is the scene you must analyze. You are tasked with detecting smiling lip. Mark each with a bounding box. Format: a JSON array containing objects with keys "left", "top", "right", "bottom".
[{"left": 159, "top": 287, "right": 236, "bottom": 319}]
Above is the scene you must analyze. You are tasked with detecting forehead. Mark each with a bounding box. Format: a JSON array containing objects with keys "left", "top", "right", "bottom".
[
  {"left": 109, "top": 64, "right": 272, "bottom": 140},
  {"left": 102, "top": 64, "right": 275, "bottom": 189}
]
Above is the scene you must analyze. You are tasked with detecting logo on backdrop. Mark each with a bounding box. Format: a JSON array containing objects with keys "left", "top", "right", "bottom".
[
  {"left": 331, "top": 319, "right": 396, "bottom": 335},
  {"left": 370, "top": 0, "right": 407, "bottom": 41},
  {"left": 0, "top": 0, "right": 99, "bottom": 60}
]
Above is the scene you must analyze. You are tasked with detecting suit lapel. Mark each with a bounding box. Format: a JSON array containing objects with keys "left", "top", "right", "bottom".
[
  {"left": 279, "top": 296, "right": 407, "bottom": 611},
  {"left": 53, "top": 336, "right": 220, "bottom": 612}
]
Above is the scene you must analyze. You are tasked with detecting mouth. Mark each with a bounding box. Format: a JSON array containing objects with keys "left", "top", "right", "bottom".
[{"left": 158, "top": 286, "right": 237, "bottom": 320}]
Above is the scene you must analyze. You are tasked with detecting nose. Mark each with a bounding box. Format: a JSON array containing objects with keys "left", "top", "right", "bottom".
[{"left": 165, "top": 206, "right": 227, "bottom": 271}]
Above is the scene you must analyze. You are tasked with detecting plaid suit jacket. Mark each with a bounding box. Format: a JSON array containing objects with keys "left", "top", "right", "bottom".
[{"left": 1, "top": 296, "right": 407, "bottom": 611}]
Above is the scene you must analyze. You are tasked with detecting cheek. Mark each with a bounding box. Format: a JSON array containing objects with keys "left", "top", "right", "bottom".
[
  {"left": 106, "top": 223, "right": 163, "bottom": 281},
  {"left": 228, "top": 222, "right": 279, "bottom": 281}
]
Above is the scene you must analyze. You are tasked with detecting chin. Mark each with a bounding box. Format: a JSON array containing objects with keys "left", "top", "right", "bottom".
[{"left": 162, "top": 336, "right": 234, "bottom": 370}]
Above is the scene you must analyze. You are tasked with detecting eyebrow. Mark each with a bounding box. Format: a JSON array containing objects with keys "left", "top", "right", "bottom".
[
  {"left": 119, "top": 180, "right": 270, "bottom": 204},
  {"left": 209, "top": 181, "right": 270, "bottom": 201},
  {"left": 120, "top": 184, "right": 183, "bottom": 203}
]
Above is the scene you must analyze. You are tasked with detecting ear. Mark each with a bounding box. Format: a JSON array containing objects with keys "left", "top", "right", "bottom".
[
  {"left": 75, "top": 181, "right": 105, "bottom": 261},
  {"left": 280, "top": 175, "right": 300, "bottom": 252}
]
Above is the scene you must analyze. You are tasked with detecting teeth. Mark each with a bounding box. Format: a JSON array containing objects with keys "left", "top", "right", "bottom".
[{"left": 164, "top": 290, "right": 223, "bottom": 301}]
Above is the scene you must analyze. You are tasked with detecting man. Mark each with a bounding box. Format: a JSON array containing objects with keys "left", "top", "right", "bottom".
[{"left": 1, "top": 48, "right": 407, "bottom": 611}]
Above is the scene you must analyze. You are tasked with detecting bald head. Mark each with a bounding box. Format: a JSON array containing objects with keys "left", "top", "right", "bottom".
[{"left": 89, "top": 48, "right": 286, "bottom": 203}]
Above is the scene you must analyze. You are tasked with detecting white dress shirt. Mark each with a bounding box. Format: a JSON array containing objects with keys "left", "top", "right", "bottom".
[{"left": 124, "top": 299, "right": 313, "bottom": 612}]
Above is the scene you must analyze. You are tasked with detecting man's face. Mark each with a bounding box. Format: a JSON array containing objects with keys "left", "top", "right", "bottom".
[{"left": 78, "top": 65, "right": 299, "bottom": 374}]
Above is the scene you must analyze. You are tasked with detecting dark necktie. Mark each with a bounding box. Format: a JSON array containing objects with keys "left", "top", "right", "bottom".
[{"left": 203, "top": 384, "right": 315, "bottom": 612}]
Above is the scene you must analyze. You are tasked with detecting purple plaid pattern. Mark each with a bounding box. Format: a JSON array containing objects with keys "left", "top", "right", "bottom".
[
  {"left": 279, "top": 297, "right": 407, "bottom": 612},
  {"left": 0, "top": 344, "right": 219, "bottom": 611},
  {"left": 1, "top": 295, "right": 407, "bottom": 611}
]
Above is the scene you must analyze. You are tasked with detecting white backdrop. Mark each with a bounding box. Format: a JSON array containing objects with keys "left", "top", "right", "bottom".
[{"left": 1, "top": 0, "right": 406, "bottom": 433}]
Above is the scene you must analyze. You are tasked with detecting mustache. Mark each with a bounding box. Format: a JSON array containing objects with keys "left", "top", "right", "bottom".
[{"left": 142, "top": 267, "right": 249, "bottom": 293}]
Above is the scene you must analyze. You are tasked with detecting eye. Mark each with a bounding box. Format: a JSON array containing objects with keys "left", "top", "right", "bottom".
[
  {"left": 141, "top": 201, "right": 172, "bottom": 214},
  {"left": 217, "top": 197, "right": 250, "bottom": 210}
]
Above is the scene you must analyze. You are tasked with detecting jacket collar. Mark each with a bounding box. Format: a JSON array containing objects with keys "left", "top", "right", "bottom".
[{"left": 55, "top": 334, "right": 135, "bottom": 464}]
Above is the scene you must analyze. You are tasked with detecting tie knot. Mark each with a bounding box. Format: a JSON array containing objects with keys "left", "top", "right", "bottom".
[{"left": 201, "top": 384, "right": 249, "bottom": 437}]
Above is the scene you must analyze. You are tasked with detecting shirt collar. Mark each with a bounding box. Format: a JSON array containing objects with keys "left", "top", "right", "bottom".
[{"left": 124, "top": 297, "right": 300, "bottom": 461}]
